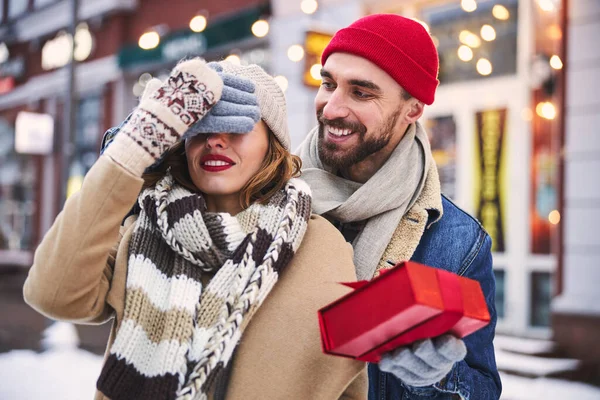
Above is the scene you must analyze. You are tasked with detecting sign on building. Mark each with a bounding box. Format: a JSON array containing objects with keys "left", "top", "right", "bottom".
[{"left": 15, "top": 112, "right": 55, "bottom": 155}]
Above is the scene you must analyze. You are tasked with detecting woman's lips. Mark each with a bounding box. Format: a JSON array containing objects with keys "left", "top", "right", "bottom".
[{"left": 200, "top": 154, "right": 235, "bottom": 172}]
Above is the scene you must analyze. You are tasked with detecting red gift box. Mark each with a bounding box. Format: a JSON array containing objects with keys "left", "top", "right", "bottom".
[{"left": 318, "top": 261, "right": 490, "bottom": 363}]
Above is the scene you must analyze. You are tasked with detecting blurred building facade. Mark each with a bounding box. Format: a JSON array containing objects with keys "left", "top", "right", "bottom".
[
  {"left": 0, "top": 0, "right": 598, "bottom": 379},
  {"left": 0, "top": 0, "right": 272, "bottom": 351}
]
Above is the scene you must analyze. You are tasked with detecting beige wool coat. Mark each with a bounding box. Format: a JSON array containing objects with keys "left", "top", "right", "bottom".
[{"left": 23, "top": 156, "right": 367, "bottom": 400}]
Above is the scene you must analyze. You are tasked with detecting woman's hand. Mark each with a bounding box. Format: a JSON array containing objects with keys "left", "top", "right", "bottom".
[{"left": 104, "top": 58, "right": 223, "bottom": 175}]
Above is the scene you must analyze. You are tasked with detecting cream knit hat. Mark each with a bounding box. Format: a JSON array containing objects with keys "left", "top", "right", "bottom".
[{"left": 218, "top": 61, "right": 290, "bottom": 150}]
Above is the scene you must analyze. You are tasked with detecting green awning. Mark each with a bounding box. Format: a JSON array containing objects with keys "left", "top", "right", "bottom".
[{"left": 118, "top": 5, "right": 266, "bottom": 70}]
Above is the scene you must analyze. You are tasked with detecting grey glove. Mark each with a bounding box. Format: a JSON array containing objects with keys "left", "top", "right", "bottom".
[
  {"left": 184, "top": 62, "right": 260, "bottom": 137},
  {"left": 379, "top": 334, "right": 467, "bottom": 387}
]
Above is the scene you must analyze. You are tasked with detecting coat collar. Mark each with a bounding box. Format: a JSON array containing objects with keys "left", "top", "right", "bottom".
[{"left": 375, "top": 162, "right": 443, "bottom": 276}]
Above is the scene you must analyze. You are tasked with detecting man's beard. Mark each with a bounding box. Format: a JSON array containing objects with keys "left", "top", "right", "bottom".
[{"left": 317, "top": 109, "right": 401, "bottom": 171}]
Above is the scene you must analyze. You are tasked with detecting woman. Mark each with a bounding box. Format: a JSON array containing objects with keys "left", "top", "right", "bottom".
[{"left": 23, "top": 59, "right": 366, "bottom": 400}]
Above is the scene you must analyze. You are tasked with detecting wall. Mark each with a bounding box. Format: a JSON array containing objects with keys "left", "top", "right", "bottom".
[{"left": 552, "top": 0, "right": 600, "bottom": 364}]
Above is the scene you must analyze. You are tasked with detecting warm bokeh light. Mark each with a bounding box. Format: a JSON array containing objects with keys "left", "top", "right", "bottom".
[
  {"left": 225, "top": 54, "right": 241, "bottom": 64},
  {"left": 536, "top": 101, "right": 557, "bottom": 120},
  {"left": 189, "top": 15, "right": 207, "bottom": 32},
  {"left": 300, "top": 0, "right": 318, "bottom": 15},
  {"left": 457, "top": 45, "right": 473, "bottom": 62},
  {"left": 310, "top": 63, "right": 322, "bottom": 81},
  {"left": 550, "top": 55, "right": 563, "bottom": 70},
  {"left": 287, "top": 44, "right": 305, "bottom": 62},
  {"left": 492, "top": 5, "right": 510, "bottom": 20},
  {"left": 480, "top": 25, "right": 496, "bottom": 41},
  {"left": 138, "top": 31, "right": 160, "bottom": 50},
  {"left": 459, "top": 30, "right": 481, "bottom": 48},
  {"left": 476, "top": 58, "right": 493, "bottom": 75},
  {"left": 537, "top": 0, "right": 558, "bottom": 12},
  {"left": 274, "top": 75, "right": 288, "bottom": 93},
  {"left": 461, "top": 0, "right": 477, "bottom": 13},
  {"left": 251, "top": 19, "right": 269, "bottom": 38},
  {"left": 547, "top": 24, "right": 562, "bottom": 40},
  {"left": 548, "top": 210, "right": 561, "bottom": 225}
]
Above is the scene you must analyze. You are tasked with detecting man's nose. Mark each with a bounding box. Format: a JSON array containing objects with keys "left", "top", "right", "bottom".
[{"left": 320, "top": 90, "right": 350, "bottom": 121}]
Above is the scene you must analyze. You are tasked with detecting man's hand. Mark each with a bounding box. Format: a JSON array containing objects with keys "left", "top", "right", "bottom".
[{"left": 379, "top": 334, "right": 467, "bottom": 387}]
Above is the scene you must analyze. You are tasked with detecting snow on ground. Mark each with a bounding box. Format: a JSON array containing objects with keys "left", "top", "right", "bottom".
[
  {"left": 1, "top": 323, "right": 599, "bottom": 400},
  {"left": 500, "top": 373, "right": 600, "bottom": 400},
  {"left": 1, "top": 349, "right": 599, "bottom": 400},
  {"left": 0, "top": 348, "right": 102, "bottom": 400}
]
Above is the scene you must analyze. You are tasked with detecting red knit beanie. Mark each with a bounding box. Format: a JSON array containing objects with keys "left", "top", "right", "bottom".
[{"left": 321, "top": 14, "right": 439, "bottom": 105}]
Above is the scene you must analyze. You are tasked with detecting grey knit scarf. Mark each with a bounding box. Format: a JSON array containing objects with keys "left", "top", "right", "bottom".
[
  {"left": 97, "top": 172, "right": 312, "bottom": 400},
  {"left": 297, "top": 122, "right": 432, "bottom": 280}
]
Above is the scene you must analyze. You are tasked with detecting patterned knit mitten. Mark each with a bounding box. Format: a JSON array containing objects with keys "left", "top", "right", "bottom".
[{"left": 104, "top": 58, "right": 223, "bottom": 176}]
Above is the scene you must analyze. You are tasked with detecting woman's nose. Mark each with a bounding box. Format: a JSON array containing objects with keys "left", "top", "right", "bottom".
[{"left": 205, "top": 133, "right": 229, "bottom": 149}]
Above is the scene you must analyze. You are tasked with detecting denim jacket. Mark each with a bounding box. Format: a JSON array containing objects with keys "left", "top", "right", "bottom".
[{"left": 368, "top": 195, "right": 501, "bottom": 400}]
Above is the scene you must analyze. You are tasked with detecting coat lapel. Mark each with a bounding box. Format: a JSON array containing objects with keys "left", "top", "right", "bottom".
[{"left": 375, "top": 163, "right": 443, "bottom": 277}]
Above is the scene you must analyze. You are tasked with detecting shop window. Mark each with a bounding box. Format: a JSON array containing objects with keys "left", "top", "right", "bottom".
[
  {"left": 0, "top": 118, "right": 36, "bottom": 251},
  {"left": 493, "top": 269, "right": 505, "bottom": 319},
  {"left": 420, "top": 0, "right": 518, "bottom": 84},
  {"left": 64, "top": 93, "right": 103, "bottom": 199},
  {"left": 8, "top": 0, "right": 29, "bottom": 19},
  {"left": 424, "top": 115, "right": 457, "bottom": 200},
  {"left": 530, "top": 271, "right": 552, "bottom": 327}
]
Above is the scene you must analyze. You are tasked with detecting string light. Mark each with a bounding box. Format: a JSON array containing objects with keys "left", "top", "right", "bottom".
[
  {"left": 225, "top": 54, "right": 241, "bottom": 64},
  {"left": 536, "top": 102, "right": 557, "bottom": 120},
  {"left": 461, "top": 0, "right": 477, "bottom": 13},
  {"left": 548, "top": 210, "right": 561, "bottom": 225},
  {"left": 139, "top": 31, "right": 160, "bottom": 50},
  {"left": 310, "top": 64, "right": 321, "bottom": 81},
  {"left": 300, "top": 0, "right": 318, "bottom": 15},
  {"left": 480, "top": 25, "right": 496, "bottom": 41},
  {"left": 457, "top": 45, "right": 473, "bottom": 62},
  {"left": 190, "top": 15, "right": 207, "bottom": 32},
  {"left": 550, "top": 55, "right": 563, "bottom": 70},
  {"left": 476, "top": 58, "right": 493, "bottom": 76},
  {"left": 287, "top": 44, "right": 305, "bottom": 62},
  {"left": 459, "top": 30, "right": 481, "bottom": 48},
  {"left": 492, "top": 5, "right": 510, "bottom": 20}
]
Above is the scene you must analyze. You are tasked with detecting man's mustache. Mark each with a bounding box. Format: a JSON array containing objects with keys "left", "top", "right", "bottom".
[{"left": 316, "top": 110, "right": 366, "bottom": 134}]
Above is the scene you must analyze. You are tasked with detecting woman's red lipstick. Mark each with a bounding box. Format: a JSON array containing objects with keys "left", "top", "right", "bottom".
[{"left": 200, "top": 154, "right": 235, "bottom": 172}]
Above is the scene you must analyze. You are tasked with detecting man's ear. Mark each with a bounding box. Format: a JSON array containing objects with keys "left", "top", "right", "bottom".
[{"left": 405, "top": 100, "right": 424, "bottom": 124}]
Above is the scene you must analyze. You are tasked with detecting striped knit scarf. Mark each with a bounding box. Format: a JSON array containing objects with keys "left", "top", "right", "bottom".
[{"left": 97, "top": 172, "right": 312, "bottom": 400}]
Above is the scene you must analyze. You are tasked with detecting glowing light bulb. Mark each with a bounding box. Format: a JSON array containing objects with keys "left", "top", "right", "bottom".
[
  {"left": 548, "top": 210, "right": 561, "bottom": 225},
  {"left": 480, "top": 25, "right": 496, "bottom": 41},
  {"left": 492, "top": 5, "right": 510, "bottom": 20},
  {"left": 287, "top": 45, "right": 305, "bottom": 62},
  {"left": 251, "top": 20, "right": 269, "bottom": 38},
  {"left": 550, "top": 55, "right": 563, "bottom": 70},
  {"left": 476, "top": 58, "right": 493, "bottom": 76},
  {"left": 190, "top": 15, "right": 207, "bottom": 32},
  {"left": 138, "top": 31, "right": 160, "bottom": 50},
  {"left": 310, "top": 64, "right": 322, "bottom": 81},
  {"left": 461, "top": 0, "right": 477, "bottom": 13},
  {"left": 457, "top": 45, "right": 473, "bottom": 62},
  {"left": 301, "top": 0, "right": 318, "bottom": 14}
]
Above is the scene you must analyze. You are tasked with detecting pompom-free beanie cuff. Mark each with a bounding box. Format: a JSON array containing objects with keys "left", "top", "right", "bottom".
[{"left": 322, "top": 26, "right": 438, "bottom": 105}]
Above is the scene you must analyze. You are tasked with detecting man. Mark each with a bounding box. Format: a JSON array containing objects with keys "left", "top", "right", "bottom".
[{"left": 296, "top": 14, "right": 501, "bottom": 400}]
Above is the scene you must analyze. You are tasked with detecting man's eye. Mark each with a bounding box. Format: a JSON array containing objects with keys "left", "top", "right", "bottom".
[
  {"left": 321, "top": 81, "right": 335, "bottom": 89},
  {"left": 354, "top": 90, "right": 371, "bottom": 99}
]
